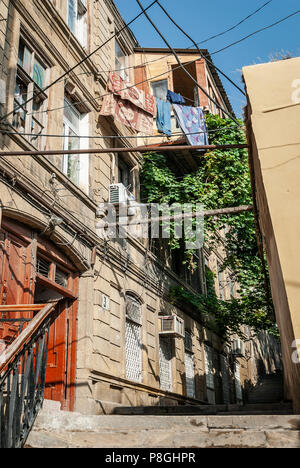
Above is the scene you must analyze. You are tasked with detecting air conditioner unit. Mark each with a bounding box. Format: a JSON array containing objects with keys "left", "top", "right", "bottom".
[
  {"left": 231, "top": 339, "right": 245, "bottom": 357},
  {"left": 109, "top": 183, "right": 135, "bottom": 205},
  {"left": 159, "top": 315, "right": 185, "bottom": 338}
]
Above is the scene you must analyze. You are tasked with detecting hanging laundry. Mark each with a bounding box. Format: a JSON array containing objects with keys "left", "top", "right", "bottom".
[
  {"left": 156, "top": 98, "right": 172, "bottom": 136},
  {"left": 173, "top": 104, "right": 209, "bottom": 146},
  {"left": 100, "top": 93, "right": 154, "bottom": 135},
  {"left": 107, "top": 72, "right": 156, "bottom": 117},
  {"left": 167, "top": 90, "right": 185, "bottom": 105}
]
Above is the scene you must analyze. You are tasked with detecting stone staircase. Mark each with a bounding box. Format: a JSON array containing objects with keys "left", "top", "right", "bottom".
[
  {"left": 112, "top": 401, "right": 293, "bottom": 416},
  {"left": 247, "top": 372, "right": 284, "bottom": 404},
  {"left": 25, "top": 400, "right": 300, "bottom": 448}
]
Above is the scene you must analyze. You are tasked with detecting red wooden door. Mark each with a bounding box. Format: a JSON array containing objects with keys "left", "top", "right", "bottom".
[
  {"left": 0, "top": 230, "right": 32, "bottom": 305},
  {"left": 0, "top": 228, "right": 33, "bottom": 344},
  {"left": 0, "top": 219, "right": 78, "bottom": 411},
  {"left": 44, "top": 298, "right": 77, "bottom": 411}
]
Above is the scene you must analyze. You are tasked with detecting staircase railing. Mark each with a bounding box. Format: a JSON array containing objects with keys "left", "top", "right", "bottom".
[{"left": 0, "top": 302, "right": 58, "bottom": 448}]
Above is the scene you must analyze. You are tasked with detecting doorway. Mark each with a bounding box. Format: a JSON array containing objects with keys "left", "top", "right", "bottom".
[{"left": 0, "top": 218, "right": 78, "bottom": 411}]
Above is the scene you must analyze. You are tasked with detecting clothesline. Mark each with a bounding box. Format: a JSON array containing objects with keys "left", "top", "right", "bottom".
[{"left": 100, "top": 71, "right": 210, "bottom": 146}]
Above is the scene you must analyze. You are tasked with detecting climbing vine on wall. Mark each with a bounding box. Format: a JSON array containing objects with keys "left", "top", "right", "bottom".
[{"left": 141, "top": 114, "right": 278, "bottom": 340}]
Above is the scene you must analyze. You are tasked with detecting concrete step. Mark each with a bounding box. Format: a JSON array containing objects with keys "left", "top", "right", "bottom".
[
  {"left": 26, "top": 409, "right": 300, "bottom": 448},
  {"left": 112, "top": 402, "right": 293, "bottom": 416},
  {"left": 247, "top": 373, "right": 284, "bottom": 404}
]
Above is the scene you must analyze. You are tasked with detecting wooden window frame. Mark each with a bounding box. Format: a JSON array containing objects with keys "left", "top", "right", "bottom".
[{"left": 13, "top": 36, "right": 49, "bottom": 149}]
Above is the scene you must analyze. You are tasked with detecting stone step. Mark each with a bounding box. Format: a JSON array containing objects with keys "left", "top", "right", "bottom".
[
  {"left": 112, "top": 402, "right": 293, "bottom": 416},
  {"left": 246, "top": 373, "right": 284, "bottom": 405},
  {"left": 26, "top": 411, "right": 300, "bottom": 448}
]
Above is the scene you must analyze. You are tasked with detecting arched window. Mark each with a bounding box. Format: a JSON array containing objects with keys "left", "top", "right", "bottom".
[{"left": 125, "top": 294, "right": 142, "bottom": 383}]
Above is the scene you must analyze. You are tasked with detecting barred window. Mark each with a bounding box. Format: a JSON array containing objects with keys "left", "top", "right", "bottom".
[
  {"left": 125, "top": 295, "right": 142, "bottom": 383},
  {"left": 36, "top": 257, "right": 51, "bottom": 278}
]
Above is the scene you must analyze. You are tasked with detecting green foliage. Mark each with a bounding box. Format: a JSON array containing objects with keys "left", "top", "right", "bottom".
[{"left": 141, "top": 114, "right": 278, "bottom": 340}]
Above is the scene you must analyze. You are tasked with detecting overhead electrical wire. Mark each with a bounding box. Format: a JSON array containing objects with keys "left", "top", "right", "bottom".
[
  {"left": 0, "top": 4, "right": 300, "bottom": 130},
  {"left": 2, "top": 124, "right": 243, "bottom": 141},
  {"left": 196, "top": 0, "right": 274, "bottom": 46},
  {"left": 0, "top": 0, "right": 274, "bottom": 106},
  {"left": 134, "top": 0, "right": 240, "bottom": 125},
  {"left": 0, "top": 0, "right": 159, "bottom": 123},
  {"left": 20, "top": 4, "right": 298, "bottom": 120},
  {"left": 212, "top": 8, "right": 300, "bottom": 56},
  {"left": 21, "top": 56, "right": 205, "bottom": 117},
  {"left": 6, "top": 5, "right": 297, "bottom": 121},
  {"left": 156, "top": 0, "right": 246, "bottom": 96},
  {"left": 0, "top": 0, "right": 275, "bottom": 111}
]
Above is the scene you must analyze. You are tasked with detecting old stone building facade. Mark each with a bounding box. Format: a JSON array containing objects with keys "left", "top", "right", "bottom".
[{"left": 0, "top": 0, "right": 280, "bottom": 415}]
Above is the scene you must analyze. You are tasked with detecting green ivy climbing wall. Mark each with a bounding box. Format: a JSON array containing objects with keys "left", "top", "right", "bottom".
[{"left": 141, "top": 114, "right": 278, "bottom": 341}]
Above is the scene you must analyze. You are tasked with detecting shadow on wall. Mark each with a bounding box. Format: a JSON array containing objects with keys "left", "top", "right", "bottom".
[
  {"left": 253, "top": 330, "right": 283, "bottom": 378},
  {"left": 243, "top": 369, "right": 285, "bottom": 405}
]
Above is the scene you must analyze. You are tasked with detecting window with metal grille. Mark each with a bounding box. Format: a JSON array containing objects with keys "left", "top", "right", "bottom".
[
  {"left": 220, "top": 354, "right": 231, "bottom": 404},
  {"left": 55, "top": 268, "right": 69, "bottom": 288},
  {"left": 126, "top": 297, "right": 142, "bottom": 325},
  {"left": 184, "top": 331, "right": 193, "bottom": 353},
  {"left": 185, "top": 352, "right": 195, "bottom": 399},
  {"left": 159, "top": 337, "right": 173, "bottom": 392},
  {"left": 36, "top": 257, "right": 50, "bottom": 278},
  {"left": 125, "top": 295, "right": 142, "bottom": 382},
  {"left": 204, "top": 346, "right": 216, "bottom": 404},
  {"left": 235, "top": 363, "right": 243, "bottom": 402}
]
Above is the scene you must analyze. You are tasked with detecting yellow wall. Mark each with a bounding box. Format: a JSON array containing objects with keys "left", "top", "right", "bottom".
[{"left": 243, "top": 57, "right": 300, "bottom": 412}]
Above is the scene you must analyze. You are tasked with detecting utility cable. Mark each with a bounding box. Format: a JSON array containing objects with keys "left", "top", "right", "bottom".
[
  {"left": 0, "top": 0, "right": 159, "bottom": 122},
  {"left": 196, "top": 0, "right": 274, "bottom": 46},
  {"left": 2, "top": 124, "right": 242, "bottom": 141},
  {"left": 212, "top": 8, "right": 300, "bottom": 56},
  {"left": 134, "top": 0, "right": 240, "bottom": 125},
  {"left": 0, "top": 0, "right": 280, "bottom": 105},
  {"left": 17, "top": 56, "right": 206, "bottom": 117},
  {"left": 4, "top": 6, "right": 297, "bottom": 121},
  {"left": 0, "top": 0, "right": 274, "bottom": 96},
  {"left": 156, "top": 0, "right": 246, "bottom": 96}
]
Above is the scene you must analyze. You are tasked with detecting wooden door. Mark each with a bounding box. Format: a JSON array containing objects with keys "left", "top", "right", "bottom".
[
  {"left": 44, "top": 298, "right": 77, "bottom": 411},
  {"left": 0, "top": 229, "right": 32, "bottom": 305},
  {"left": 0, "top": 228, "right": 33, "bottom": 344},
  {"left": 0, "top": 218, "right": 78, "bottom": 411}
]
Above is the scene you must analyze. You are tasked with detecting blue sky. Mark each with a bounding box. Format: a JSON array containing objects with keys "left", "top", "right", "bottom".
[{"left": 114, "top": 0, "right": 300, "bottom": 118}]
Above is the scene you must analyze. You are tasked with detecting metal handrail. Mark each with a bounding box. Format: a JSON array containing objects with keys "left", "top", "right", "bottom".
[
  {"left": 0, "top": 301, "right": 59, "bottom": 448},
  {"left": 0, "top": 302, "right": 58, "bottom": 374}
]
